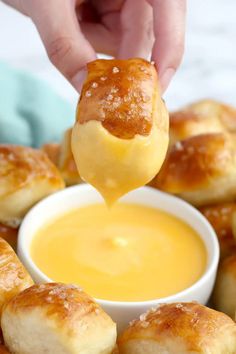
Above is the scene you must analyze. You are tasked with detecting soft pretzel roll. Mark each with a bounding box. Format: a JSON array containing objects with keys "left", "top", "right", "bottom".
[
  {"left": 58, "top": 128, "right": 81, "bottom": 186},
  {"left": 41, "top": 143, "right": 61, "bottom": 166},
  {"left": 1, "top": 283, "right": 117, "bottom": 354},
  {"left": 189, "top": 99, "right": 236, "bottom": 132},
  {"left": 72, "top": 58, "right": 169, "bottom": 204},
  {"left": 118, "top": 302, "right": 236, "bottom": 353},
  {"left": 170, "top": 99, "right": 236, "bottom": 144},
  {"left": 150, "top": 133, "right": 236, "bottom": 207},
  {"left": 42, "top": 132, "right": 81, "bottom": 186},
  {"left": 0, "top": 223, "right": 18, "bottom": 251},
  {"left": 212, "top": 254, "right": 236, "bottom": 319},
  {"left": 0, "top": 145, "right": 65, "bottom": 227},
  {"left": 199, "top": 203, "right": 236, "bottom": 259},
  {"left": 0, "top": 237, "right": 33, "bottom": 319}
]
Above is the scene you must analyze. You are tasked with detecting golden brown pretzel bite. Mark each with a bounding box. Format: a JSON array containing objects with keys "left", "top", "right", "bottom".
[
  {"left": 199, "top": 203, "right": 236, "bottom": 259},
  {"left": 150, "top": 133, "right": 236, "bottom": 207},
  {"left": 41, "top": 143, "right": 60, "bottom": 166},
  {"left": 0, "top": 237, "right": 33, "bottom": 319},
  {"left": 0, "top": 145, "right": 65, "bottom": 227},
  {"left": 58, "top": 128, "right": 81, "bottom": 186},
  {"left": 212, "top": 254, "right": 236, "bottom": 319},
  {"left": 72, "top": 58, "right": 169, "bottom": 204},
  {"left": 170, "top": 99, "right": 236, "bottom": 144},
  {"left": 1, "top": 283, "right": 116, "bottom": 354},
  {"left": 118, "top": 302, "right": 236, "bottom": 353}
]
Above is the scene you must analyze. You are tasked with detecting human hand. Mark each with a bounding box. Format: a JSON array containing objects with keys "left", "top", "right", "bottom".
[{"left": 3, "top": 0, "right": 186, "bottom": 92}]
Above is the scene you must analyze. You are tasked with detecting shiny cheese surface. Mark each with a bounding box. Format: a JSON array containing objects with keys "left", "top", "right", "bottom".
[
  {"left": 31, "top": 203, "right": 207, "bottom": 302},
  {"left": 71, "top": 121, "right": 168, "bottom": 205}
]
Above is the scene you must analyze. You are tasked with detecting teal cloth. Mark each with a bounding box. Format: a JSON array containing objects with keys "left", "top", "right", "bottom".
[{"left": 0, "top": 61, "right": 75, "bottom": 148}]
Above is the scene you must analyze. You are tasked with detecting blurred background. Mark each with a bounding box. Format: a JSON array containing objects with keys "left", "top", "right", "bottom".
[{"left": 0, "top": 0, "right": 235, "bottom": 119}]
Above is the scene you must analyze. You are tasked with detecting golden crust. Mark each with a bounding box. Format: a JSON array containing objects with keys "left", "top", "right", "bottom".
[
  {"left": 1, "top": 283, "right": 116, "bottom": 354},
  {"left": 118, "top": 302, "right": 236, "bottom": 353},
  {"left": 150, "top": 133, "right": 236, "bottom": 207},
  {"left": 0, "top": 345, "right": 9, "bottom": 354},
  {"left": 5, "top": 283, "right": 102, "bottom": 321},
  {"left": 0, "top": 237, "right": 33, "bottom": 319},
  {"left": 77, "top": 58, "right": 161, "bottom": 139},
  {"left": 199, "top": 203, "right": 236, "bottom": 259},
  {"left": 170, "top": 99, "right": 236, "bottom": 144},
  {"left": 232, "top": 211, "right": 236, "bottom": 240},
  {"left": 0, "top": 145, "right": 65, "bottom": 227},
  {"left": 0, "top": 223, "right": 18, "bottom": 251},
  {"left": 212, "top": 254, "right": 236, "bottom": 319}
]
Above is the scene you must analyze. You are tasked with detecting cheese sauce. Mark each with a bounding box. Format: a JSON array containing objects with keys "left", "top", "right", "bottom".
[
  {"left": 71, "top": 121, "right": 168, "bottom": 205},
  {"left": 31, "top": 203, "right": 207, "bottom": 302}
]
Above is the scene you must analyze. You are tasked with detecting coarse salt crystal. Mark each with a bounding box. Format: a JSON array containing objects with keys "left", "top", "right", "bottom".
[
  {"left": 85, "top": 90, "right": 92, "bottom": 97},
  {"left": 107, "top": 94, "right": 113, "bottom": 101},
  {"left": 112, "top": 67, "right": 119, "bottom": 73}
]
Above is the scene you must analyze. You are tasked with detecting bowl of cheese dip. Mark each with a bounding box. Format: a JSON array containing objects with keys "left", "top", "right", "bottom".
[{"left": 18, "top": 185, "right": 219, "bottom": 331}]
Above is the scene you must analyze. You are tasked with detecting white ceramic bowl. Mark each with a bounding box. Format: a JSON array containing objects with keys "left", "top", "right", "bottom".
[{"left": 18, "top": 185, "right": 219, "bottom": 331}]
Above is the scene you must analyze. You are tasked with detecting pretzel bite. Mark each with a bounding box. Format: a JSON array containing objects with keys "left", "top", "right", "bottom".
[
  {"left": 1, "top": 283, "right": 117, "bottom": 354},
  {"left": 212, "top": 254, "right": 236, "bottom": 319},
  {"left": 150, "top": 133, "right": 236, "bottom": 207},
  {"left": 72, "top": 58, "right": 169, "bottom": 204},
  {"left": 0, "top": 238, "right": 33, "bottom": 319},
  {"left": 0, "top": 345, "right": 9, "bottom": 354},
  {"left": 170, "top": 99, "right": 236, "bottom": 144},
  {"left": 0, "top": 145, "right": 65, "bottom": 227},
  {"left": 232, "top": 211, "right": 236, "bottom": 240},
  {"left": 118, "top": 302, "right": 236, "bottom": 353},
  {"left": 199, "top": 203, "right": 236, "bottom": 259},
  {"left": 58, "top": 128, "right": 81, "bottom": 186},
  {"left": 0, "top": 223, "right": 18, "bottom": 251},
  {"left": 42, "top": 132, "right": 81, "bottom": 186},
  {"left": 41, "top": 143, "right": 61, "bottom": 166}
]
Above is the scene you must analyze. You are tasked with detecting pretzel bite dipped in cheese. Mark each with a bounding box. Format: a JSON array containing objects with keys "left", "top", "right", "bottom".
[
  {"left": 72, "top": 59, "right": 169, "bottom": 205},
  {"left": 150, "top": 133, "right": 236, "bottom": 207},
  {"left": 170, "top": 99, "right": 236, "bottom": 144},
  {"left": 0, "top": 237, "right": 33, "bottom": 319},
  {"left": 0, "top": 145, "right": 65, "bottom": 227},
  {"left": 1, "top": 283, "right": 117, "bottom": 354},
  {"left": 118, "top": 302, "right": 236, "bottom": 353},
  {"left": 199, "top": 203, "right": 236, "bottom": 259},
  {"left": 212, "top": 254, "right": 236, "bottom": 319}
]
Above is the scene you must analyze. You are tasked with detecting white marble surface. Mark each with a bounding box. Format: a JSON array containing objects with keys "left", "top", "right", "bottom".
[{"left": 0, "top": 0, "right": 236, "bottom": 111}]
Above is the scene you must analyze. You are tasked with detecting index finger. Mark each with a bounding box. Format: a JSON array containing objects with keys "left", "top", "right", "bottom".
[{"left": 149, "top": 0, "right": 186, "bottom": 92}]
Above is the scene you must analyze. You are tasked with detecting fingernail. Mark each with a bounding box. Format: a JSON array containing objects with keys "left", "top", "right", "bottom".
[
  {"left": 160, "top": 68, "right": 175, "bottom": 93},
  {"left": 71, "top": 68, "right": 87, "bottom": 92}
]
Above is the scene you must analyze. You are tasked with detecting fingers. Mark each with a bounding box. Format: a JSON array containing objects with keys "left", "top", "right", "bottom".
[
  {"left": 29, "top": 0, "right": 96, "bottom": 91},
  {"left": 117, "top": 0, "right": 154, "bottom": 59},
  {"left": 79, "top": 20, "right": 120, "bottom": 56},
  {"left": 149, "top": 0, "right": 186, "bottom": 92}
]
